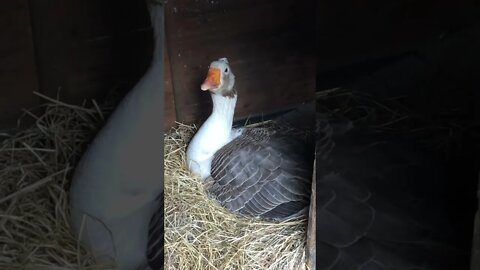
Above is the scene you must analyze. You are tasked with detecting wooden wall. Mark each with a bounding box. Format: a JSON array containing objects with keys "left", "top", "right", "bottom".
[
  {"left": 3, "top": 0, "right": 477, "bottom": 130},
  {"left": 1, "top": 0, "right": 317, "bottom": 131},
  {"left": 164, "top": 0, "right": 316, "bottom": 126},
  {"left": 0, "top": 0, "right": 154, "bottom": 129},
  {"left": 29, "top": 0, "right": 153, "bottom": 104},
  {"left": 0, "top": 1, "right": 39, "bottom": 129},
  {"left": 316, "top": 0, "right": 480, "bottom": 74},
  {"left": 164, "top": 44, "right": 177, "bottom": 129}
]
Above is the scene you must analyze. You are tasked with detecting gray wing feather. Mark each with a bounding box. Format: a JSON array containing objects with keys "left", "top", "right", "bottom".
[
  {"left": 316, "top": 116, "right": 469, "bottom": 270},
  {"left": 208, "top": 128, "right": 313, "bottom": 220}
]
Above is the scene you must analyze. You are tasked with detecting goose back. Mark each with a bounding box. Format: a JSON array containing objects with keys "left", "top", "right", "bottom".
[{"left": 207, "top": 128, "right": 313, "bottom": 221}]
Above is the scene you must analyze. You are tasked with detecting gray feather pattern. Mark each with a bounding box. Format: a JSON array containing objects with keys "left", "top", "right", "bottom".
[
  {"left": 316, "top": 116, "right": 469, "bottom": 270},
  {"left": 207, "top": 128, "right": 313, "bottom": 220}
]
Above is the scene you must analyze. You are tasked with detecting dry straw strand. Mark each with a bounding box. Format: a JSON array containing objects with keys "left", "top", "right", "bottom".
[
  {"left": 164, "top": 124, "right": 308, "bottom": 270},
  {"left": 0, "top": 94, "right": 112, "bottom": 269}
]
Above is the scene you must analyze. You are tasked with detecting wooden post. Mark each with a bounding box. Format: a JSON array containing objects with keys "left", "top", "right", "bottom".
[
  {"left": 164, "top": 44, "right": 176, "bottom": 129},
  {"left": 306, "top": 158, "right": 316, "bottom": 269}
]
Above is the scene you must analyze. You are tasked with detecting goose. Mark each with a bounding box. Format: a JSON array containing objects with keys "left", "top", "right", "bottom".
[
  {"left": 315, "top": 114, "right": 470, "bottom": 269},
  {"left": 186, "top": 58, "right": 313, "bottom": 220},
  {"left": 69, "top": 2, "right": 163, "bottom": 270}
]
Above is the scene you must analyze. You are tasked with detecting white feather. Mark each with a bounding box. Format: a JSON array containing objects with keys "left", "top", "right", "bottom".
[{"left": 187, "top": 93, "right": 237, "bottom": 180}]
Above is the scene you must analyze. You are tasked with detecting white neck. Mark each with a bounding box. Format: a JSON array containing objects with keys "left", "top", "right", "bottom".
[
  {"left": 186, "top": 92, "right": 237, "bottom": 179},
  {"left": 209, "top": 93, "right": 237, "bottom": 128}
]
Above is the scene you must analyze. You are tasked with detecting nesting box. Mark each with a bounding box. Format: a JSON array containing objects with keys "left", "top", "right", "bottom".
[{"left": 1, "top": 0, "right": 480, "bottom": 269}]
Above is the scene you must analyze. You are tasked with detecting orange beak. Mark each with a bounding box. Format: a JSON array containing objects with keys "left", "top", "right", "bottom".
[{"left": 201, "top": 68, "right": 221, "bottom": 91}]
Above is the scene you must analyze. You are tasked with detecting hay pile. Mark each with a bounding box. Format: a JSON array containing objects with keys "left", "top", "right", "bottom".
[
  {"left": 164, "top": 124, "right": 308, "bottom": 270},
  {"left": 0, "top": 93, "right": 114, "bottom": 269},
  {"left": 0, "top": 91, "right": 309, "bottom": 270},
  {"left": 3, "top": 87, "right": 464, "bottom": 269}
]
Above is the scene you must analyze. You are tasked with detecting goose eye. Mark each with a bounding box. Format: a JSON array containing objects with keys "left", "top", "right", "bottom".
[{"left": 224, "top": 68, "right": 229, "bottom": 73}]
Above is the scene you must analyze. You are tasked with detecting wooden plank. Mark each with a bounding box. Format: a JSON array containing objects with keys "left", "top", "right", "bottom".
[
  {"left": 317, "top": 0, "right": 480, "bottom": 72},
  {"left": 67, "top": 0, "right": 152, "bottom": 103},
  {"left": 0, "top": 0, "right": 39, "bottom": 129},
  {"left": 29, "top": 0, "right": 152, "bottom": 104},
  {"left": 165, "top": 0, "right": 315, "bottom": 124},
  {"left": 306, "top": 158, "right": 316, "bottom": 270},
  {"left": 164, "top": 45, "right": 177, "bottom": 130},
  {"left": 28, "top": 0, "right": 73, "bottom": 101}
]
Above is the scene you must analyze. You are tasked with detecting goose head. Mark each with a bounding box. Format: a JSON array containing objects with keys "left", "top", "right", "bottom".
[{"left": 200, "top": 57, "right": 236, "bottom": 98}]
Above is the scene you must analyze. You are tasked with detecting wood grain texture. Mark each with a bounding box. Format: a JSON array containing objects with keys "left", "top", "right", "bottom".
[
  {"left": 306, "top": 159, "right": 316, "bottom": 270},
  {"left": 29, "top": 0, "right": 152, "bottom": 104},
  {"left": 1, "top": 1, "right": 162, "bottom": 130},
  {"left": 316, "top": 0, "right": 480, "bottom": 73},
  {"left": 164, "top": 45, "right": 176, "bottom": 129},
  {"left": 0, "top": 0, "right": 39, "bottom": 129},
  {"left": 165, "top": 0, "right": 315, "bottom": 124}
]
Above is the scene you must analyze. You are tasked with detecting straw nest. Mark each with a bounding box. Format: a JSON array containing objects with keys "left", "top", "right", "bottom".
[
  {"left": 1, "top": 87, "right": 466, "bottom": 269},
  {"left": 0, "top": 93, "right": 112, "bottom": 269},
  {"left": 164, "top": 123, "right": 308, "bottom": 270},
  {"left": 0, "top": 91, "right": 309, "bottom": 270}
]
